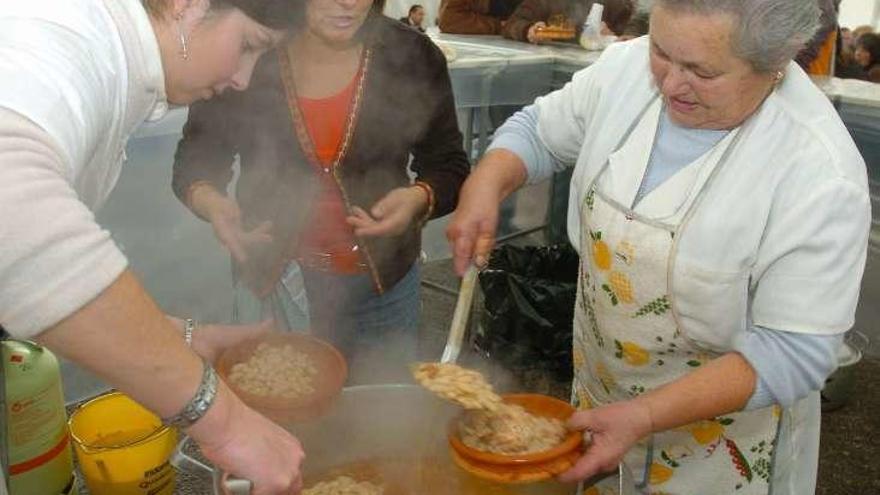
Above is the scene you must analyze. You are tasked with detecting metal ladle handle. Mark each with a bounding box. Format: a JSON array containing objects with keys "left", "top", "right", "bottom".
[
  {"left": 440, "top": 265, "right": 479, "bottom": 364},
  {"left": 171, "top": 436, "right": 254, "bottom": 495},
  {"left": 221, "top": 472, "right": 254, "bottom": 495}
]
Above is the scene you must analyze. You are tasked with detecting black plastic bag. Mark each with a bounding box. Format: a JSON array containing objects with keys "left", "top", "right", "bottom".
[{"left": 475, "top": 244, "right": 579, "bottom": 383}]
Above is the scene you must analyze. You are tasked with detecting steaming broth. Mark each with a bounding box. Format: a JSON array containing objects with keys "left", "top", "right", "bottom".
[
  {"left": 305, "top": 457, "right": 574, "bottom": 495},
  {"left": 287, "top": 385, "right": 576, "bottom": 495},
  {"left": 303, "top": 475, "right": 383, "bottom": 495}
]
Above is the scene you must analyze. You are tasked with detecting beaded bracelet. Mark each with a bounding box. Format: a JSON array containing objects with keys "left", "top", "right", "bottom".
[
  {"left": 412, "top": 181, "right": 435, "bottom": 226},
  {"left": 183, "top": 318, "right": 196, "bottom": 347}
]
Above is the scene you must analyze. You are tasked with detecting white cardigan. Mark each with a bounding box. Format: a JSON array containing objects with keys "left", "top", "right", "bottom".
[
  {"left": 0, "top": 0, "right": 167, "bottom": 337},
  {"left": 530, "top": 37, "right": 870, "bottom": 350}
]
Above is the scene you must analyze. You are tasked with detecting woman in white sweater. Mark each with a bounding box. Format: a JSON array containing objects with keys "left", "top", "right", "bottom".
[{"left": 0, "top": 1, "right": 308, "bottom": 493}]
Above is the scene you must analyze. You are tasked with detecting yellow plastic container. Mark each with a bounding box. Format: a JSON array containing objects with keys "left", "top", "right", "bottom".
[{"left": 68, "top": 392, "right": 178, "bottom": 495}]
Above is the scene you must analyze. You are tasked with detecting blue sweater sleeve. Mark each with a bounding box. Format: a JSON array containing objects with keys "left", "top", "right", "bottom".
[
  {"left": 487, "top": 105, "right": 567, "bottom": 184},
  {"left": 734, "top": 326, "right": 842, "bottom": 410}
]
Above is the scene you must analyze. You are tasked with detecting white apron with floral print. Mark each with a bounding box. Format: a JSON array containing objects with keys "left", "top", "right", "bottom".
[{"left": 573, "top": 99, "right": 781, "bottom": 495}]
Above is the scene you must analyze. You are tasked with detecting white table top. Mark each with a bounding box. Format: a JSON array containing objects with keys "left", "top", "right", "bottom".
[
  {"left": 811, "top": 76, "right": 880, "bottom": 109},
  {"left": 431, "top": 33, "right": 880, "bottom": 109},
  {"left": 430, "top": 32, "right": 602, "bottom": 69},
  {"left": 136, "top": 35, "right": 880, "bottom": 140}
]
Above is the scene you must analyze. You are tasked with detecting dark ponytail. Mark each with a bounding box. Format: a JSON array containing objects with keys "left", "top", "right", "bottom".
[{"left": 142, "top": 0, "right": 304, "bottom": 29}]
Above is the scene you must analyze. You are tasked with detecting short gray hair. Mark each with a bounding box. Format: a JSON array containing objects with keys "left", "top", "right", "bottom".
[{"left": 654, "top": 0, "right": 821, "bottom": 73}]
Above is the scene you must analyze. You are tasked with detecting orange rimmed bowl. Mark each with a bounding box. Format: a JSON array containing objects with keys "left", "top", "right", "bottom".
[
  {"left": 216, "top": 332, "right": 347, "bottom": 425},
  {"left": 447, "top": 393, "right": 584, "bottom": 483}
]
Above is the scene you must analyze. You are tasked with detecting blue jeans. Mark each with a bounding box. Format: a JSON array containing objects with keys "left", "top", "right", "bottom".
[{"left": 302, "top": 262, "right": 420, "bottom": 353}]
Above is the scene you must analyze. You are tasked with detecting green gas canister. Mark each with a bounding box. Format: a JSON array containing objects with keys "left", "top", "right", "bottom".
[{"left": 2, "top": 340, "right": 77, "bottom": 495}]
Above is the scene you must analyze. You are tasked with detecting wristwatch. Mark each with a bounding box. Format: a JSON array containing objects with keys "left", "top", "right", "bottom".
[{"left": 162, "top": 358, "right": 219, "bottom": 430}]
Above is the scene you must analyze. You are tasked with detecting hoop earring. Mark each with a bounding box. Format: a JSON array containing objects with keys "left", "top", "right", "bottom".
[{"left": 176, "top": 17, "right": 189, "bottom": 60}]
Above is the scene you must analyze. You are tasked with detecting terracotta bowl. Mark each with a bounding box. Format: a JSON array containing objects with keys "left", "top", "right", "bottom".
[
  {"left": 449, "top": 448, "right": 582, "bottom": 484},
  {"left": 448, "top": 393, "right": 583, "bottom": 465},
  {"left": 216, "top": 332, "right": 347, "bottom": 424}
]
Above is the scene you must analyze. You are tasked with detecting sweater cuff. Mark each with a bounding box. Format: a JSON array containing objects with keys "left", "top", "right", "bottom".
[{"left": 488, "top": 136, "right": 536, "bottom": 175}]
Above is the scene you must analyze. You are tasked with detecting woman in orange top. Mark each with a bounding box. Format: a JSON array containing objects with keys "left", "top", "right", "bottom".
[{"left": 173, "top": 0, "right": 469, "bottom": 374}]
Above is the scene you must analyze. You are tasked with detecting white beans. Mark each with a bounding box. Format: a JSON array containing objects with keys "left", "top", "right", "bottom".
[
  {"left": 411, "top": 362, "right": 503, "bottom": 411},
  {"left": 459, "top": 405, "right": 567, "bottom": 455},
  {"left": 303, "top": 476, "right": 383, "bottom": 495},
  {"left": 413, "top": 362, "right": 567, "bottom": 455},
  {"left": 229, "top": 343, "right": 317, "bottom": 399}
]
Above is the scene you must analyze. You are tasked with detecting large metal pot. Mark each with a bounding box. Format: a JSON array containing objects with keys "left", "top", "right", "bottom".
[
  {"left": 173, "top": 384, "right": 595, "bottom": 494},
  {"left": 175, "top": 384, "right": 637, "bottom": 494},
  {"left": 212, "top": 384, "right": 580, "bottom": 494}
]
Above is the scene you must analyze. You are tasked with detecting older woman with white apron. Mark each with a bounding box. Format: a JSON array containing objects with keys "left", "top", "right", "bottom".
[{"left": 447, "top": 1, "right": 871, "bottom": 494}]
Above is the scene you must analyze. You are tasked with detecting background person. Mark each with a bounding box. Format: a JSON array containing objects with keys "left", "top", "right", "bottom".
[
  {"left": 851, "top": 24, "right": 875, "bottom": 42},
  {"left": 854, "top": 32, "right": 880, "bottom": 82},
  {"left": 795, "top": 0, "right": 839, "bottom": 75},
  {"left": 400, "top": 4, "right": 427, "bottom": 31},
  {"left": 173, "top": 0, "right": 469, "bottom": 378},
  {"left": 501, "top": 0, "right": 635, "bottom": 43},
  {"left": 438, "top": 0, "right": 524, "bottom": 34}
]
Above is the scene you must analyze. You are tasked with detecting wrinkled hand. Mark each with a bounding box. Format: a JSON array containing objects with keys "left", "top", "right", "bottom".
[
  {"left": 445, "top": 181, "right": 501, "bottom": 276},
  {"left": 558, "top": 399, "right": 654, "bottom": 483},
  {"left": 195, "top": 393, "right": 305, "bottom": 495},
  {"left": 193, "top": 320, "right": 275, "bottom": 363},
  {"left": 527, "top": 22, "right": 547, "bottom": 44},
  {"left": 347, "top": 186, "right": 428, "bottom": 238},
  {"left": 205, "top": 195, "right": 273, "bottom": 263}
]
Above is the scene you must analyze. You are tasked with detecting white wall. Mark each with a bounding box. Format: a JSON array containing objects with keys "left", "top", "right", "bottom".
[
  {"left": 634, "top": 1, "right": 878, "bottom": 27},
  {"left": 839, "top": 0, "right": 880, "bottom": 30}
]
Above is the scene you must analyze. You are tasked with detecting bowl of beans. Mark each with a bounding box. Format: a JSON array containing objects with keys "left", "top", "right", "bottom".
[
  {"left": 216, "top": 332, "right": 347, "bottom": 424},
  {"left": 447, "top": 393, "right": 584, "bottom": 482}
]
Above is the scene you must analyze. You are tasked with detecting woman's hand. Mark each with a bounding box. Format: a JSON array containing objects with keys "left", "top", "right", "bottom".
[
  {"left": 196, "top": 320, "right": 275, "bottom": 363},
  {"left": 347, "top": 186, "right": 428, "bottom": 238},
  {"left": 445, "top": 181, "right": 500, "bottom": 275},
  {"left": 446, "top": 149, "right": 527, "bottom": 275},
  {"left": 188, "top": 385, "right": 305, "bottom": 495},
  {"left": 560, "top": 354, "right": 757, "bottom": 483},
  {"left": 167, "top": 317, "right": 276, "bottom": 363},
  {"left": 558, "top": 399, "right": 654, "bottom": 483},
  {"left": 191, "top": 185, "right": 273, "bottom": 263},
  {"left": 527, "top": 22, "right": 548, "bottom": 44}
]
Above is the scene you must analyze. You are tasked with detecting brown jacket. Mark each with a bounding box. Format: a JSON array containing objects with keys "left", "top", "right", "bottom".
[
  {"left": 173, "top": 16, "right": 469, "bottom": 296},
  {"left": 438, "top": 0, "right": 524, "bottom": 35},
  {"left": 502, "top": 0, "right": 635, "bottom": 41}
]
